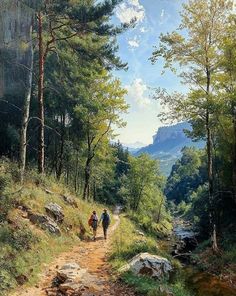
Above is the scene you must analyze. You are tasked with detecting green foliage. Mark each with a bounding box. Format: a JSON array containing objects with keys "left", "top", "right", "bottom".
[
  {"left": 0, "top": 223, "right": 39, "bottom": 295},
  {"left": 110, "top": 216, "right": 192, "bottom": 296},
  {"left": 176, "top": 201, "right": 191, "bottom": 216},
  {"left": 121, "top": 273, "right": 193, "bottom": 296},
  {"left": 0, "top": 159, "right": 111, "bottom": 295},
  {"left": 121, "top": 272, "right": 161, "bottom": 295},
  {"left": 0, "top": 224, "right": 39, "bottom": 251},
  {"left": 165, "top": 147, "right": 207, "bottom": 204},
  {"left": 0, "top": 270, "right": 16, "bottom": 295},
  {"left": 109, "top": 216, "right": 159, "bottom": 269},
  {"left": 119, "top": 154, "right": 170, "bottom": 234},
  {"left": 151, "top": 0, "right": 236, "bottom": 257}
]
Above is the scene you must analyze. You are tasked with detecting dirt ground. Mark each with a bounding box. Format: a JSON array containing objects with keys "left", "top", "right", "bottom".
[{"left": 11, "top": 214, "right": 136, "bottom": 296}]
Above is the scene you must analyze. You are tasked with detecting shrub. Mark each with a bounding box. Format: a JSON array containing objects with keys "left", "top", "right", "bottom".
[{"left": 0, "top": 224, "right": 39, "bottom": 251}]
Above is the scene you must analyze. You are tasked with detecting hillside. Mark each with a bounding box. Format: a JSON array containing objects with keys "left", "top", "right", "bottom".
[
  {"left": 0, "top": 161, "right": 107, "bottom": 295},
  {"left": 136, "top": 122, "right": 204, "bottom": 175}
]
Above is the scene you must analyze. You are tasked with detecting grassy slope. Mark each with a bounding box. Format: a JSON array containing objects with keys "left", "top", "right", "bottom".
[
  {"left": 0, "top": 165, "right": 106, "bottom": 296},
  {"left": 109, "top": 215, "right": 192, "bottom": 296}
]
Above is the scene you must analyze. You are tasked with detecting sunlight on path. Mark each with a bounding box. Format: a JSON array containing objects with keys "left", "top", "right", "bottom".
[{"left": 11, "top": 210, "right": 135, "bottom": 296}]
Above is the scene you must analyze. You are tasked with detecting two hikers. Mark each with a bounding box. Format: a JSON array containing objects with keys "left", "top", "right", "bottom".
[{"left": 88, "top": 209, "right": 111, "bottom": 241}]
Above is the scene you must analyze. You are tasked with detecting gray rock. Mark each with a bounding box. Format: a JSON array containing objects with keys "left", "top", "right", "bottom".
[
  {"left": 135, "top": 230, "right": 145, "bottom": 236},
  {"left": 57, "top": 263, "right": 83, "bottom": 281},
  {"left": 61, "top": 194, "right": 78, "bottom": 208},
  {"left": 57, "top": 263, "right": 88, "bottom": 294},
  {"left": 45, "top": 203, "right": 64, "bottom": 223},
  {"left": 28, "top": 212, "right": 61, "bottom": 235},
  {"left": 45, "top": 188, "right": 54, "bottom": 195},
  {"left": 120, "top": 253, "right": 172, "bottom": 279}
]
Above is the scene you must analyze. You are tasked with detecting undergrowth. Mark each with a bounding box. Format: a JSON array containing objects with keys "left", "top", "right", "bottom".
[
  {"left": 109, "top": 215, "right": 192, "bottom": 296},
  {"left": 0, "top": 159, "right": 106, "bottom": 296}
]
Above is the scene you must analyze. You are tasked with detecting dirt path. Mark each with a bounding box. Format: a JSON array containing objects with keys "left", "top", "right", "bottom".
[{"left": 11, "top": 212, "right": 136, "bottom": 296}]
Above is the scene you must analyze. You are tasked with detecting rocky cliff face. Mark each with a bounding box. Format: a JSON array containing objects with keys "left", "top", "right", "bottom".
[
  {"left": 138, "top": 122, "right": 196, "bottom": 156},
  {"left": 0, "top": 0, "right": 35, "bottom": 97},
  {"left": 136, "top": 122, "right": 204, "bottom": 176}
]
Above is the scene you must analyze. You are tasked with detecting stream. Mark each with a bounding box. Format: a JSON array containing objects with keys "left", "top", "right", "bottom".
[{"left": 172, "top": 218, "right": 236, "bottom": 296}]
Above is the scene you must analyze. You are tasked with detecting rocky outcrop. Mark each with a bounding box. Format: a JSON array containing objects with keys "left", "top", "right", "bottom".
[
  {"left": 57, "top": 263, "right": 87, "bottom": 282},
  {"left": 120, "top": 253, "right": 172, "bottom": 279},
  {"left": 28, "top": 211, "right": 61, "bottom": 235},
  {"left": 61, "top": 194, "right": 78, "bottom": 208},
  {"left": 54, "top": 262, "right": 102, "bottom": 295},
  {"left": 135, "top": 122, "right": 205, "bottom": 175},
  {"left": 45, "top": 203, "right": 64, "bottom": 223}
]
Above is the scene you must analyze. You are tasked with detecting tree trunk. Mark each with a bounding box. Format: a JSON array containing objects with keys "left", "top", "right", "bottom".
[
  {"left": 83, "top": 160, "right": 91, "bottom": 200},
  {"left": 74, "top": 152, "right": 79, "bottom": 192},
  {"left": 206, "top": 117, "right": 218, "bottom": 252},
  {"left": 232, "top": 104, "right": 236, "bottom": 202},
  {"left": 93, "top": 180, "right": 96, "bottom": 201},
  {"left": 56, "top": 114, "right": 65, "bottom": 180},
  {"left": 206, "top": 69, "right": 219, "bottom": 253},
  {"left": 37, "top": 11, "right": 45, "bottom": 174},
  {"left": 19, "top": 27, "right": 33, "bottom": 183}
]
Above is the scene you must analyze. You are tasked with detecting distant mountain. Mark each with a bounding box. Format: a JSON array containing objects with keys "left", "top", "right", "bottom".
[
  {"left": 122, "top": 141, "right": 145, "bottom": 149},
  {"left": 122, "top": 141, "right": 146, "bottom": 154},
  {"left": 136, "top": 122, "right": 204, "bottom": 176}
]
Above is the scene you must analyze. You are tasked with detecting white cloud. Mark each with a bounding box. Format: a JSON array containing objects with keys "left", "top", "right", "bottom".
[
  {"left": 128, "top": 39, "right": 140, "bottom": 48},
  {"left": 159, "top": 9, "right": 170, "bottom": 25},
  {"left": 159, "top": 9, "right": 165, "bottom": 25},
  {"left": 128, "top": 35, "right": 140, "bottom": 48},
  {"left": 140, "top": 27, "right": 148, "bottom": 33},
  {"left": 161, "top": 9, "right": 165, "bottom": 18},
  {"left": 116, "top": 0, "right": 145, "bottom": 24},
  {"left": 126, "top": 78, "right": 151, "bottom": 107}
]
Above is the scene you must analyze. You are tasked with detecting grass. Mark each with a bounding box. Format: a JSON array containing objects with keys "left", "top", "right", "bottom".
[
  {"left": 109, "top": 215, "right": 193, "bottom": 296},
  {"left": 0, "top": 161, "right": 108, "bottom": 296},
  {"left": 109, "top": 215, "right": 161, "bottom": 269}
]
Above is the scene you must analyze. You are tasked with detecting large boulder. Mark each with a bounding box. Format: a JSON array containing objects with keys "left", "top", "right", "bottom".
[
  {"left": 28, "top": 211, "right": 61, "bottom": 235},
  {"left": 56, "top": 263, "right": 88, "bottom": 295},
  {"left": 45, "top": 203, "right": 64, "bottom": 223},
  {"left": 120, "top": 253, "right": 172, "bottom": 279},
  {"left": 57, "top": 263, "right": 86, "bottom": 282}
]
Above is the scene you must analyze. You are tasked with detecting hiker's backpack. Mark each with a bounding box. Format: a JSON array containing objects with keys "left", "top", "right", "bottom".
[
  {"left": 103, "top": 212, "right": 110, "bottom": 225},
  {"left": 88, "top": 216, "right": 93, "bottom": 227}
]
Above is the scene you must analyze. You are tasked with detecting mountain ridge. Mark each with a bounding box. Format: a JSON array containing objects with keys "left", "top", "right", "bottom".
[{"left": 135, "top": 122, "right": 204, "bottom": 175}]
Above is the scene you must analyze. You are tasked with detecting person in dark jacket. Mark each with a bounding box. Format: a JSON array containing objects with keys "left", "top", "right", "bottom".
[{"left": 99, "top": 209, "right": 111, "bottom": 240}]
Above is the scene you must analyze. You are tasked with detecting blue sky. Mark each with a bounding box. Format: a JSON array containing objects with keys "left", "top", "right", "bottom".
[{"left": 113, "top": 0, "right": 185, "bottom": 146}]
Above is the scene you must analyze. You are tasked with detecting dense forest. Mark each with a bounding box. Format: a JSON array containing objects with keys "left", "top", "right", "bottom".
[{"left": 0, "top": 0, "right": 236, "bottom": 296}]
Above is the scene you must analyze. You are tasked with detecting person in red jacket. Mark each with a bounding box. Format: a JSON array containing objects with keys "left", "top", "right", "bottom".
[{"left": 88, "top": 210, "right": 98, "bottom": 241}]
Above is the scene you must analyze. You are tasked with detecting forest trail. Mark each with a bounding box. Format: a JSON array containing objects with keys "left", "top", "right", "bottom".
[{"left": 11, "top": 211, "right": 135, "bottom": 296}]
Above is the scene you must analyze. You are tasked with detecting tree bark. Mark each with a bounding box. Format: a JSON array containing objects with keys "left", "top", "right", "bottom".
[
  {"left": 206, "top": 69, "right": 219, "bottom": 253},
  {"left": 232, "top": 104, "right": 236, "bottom": 202},
  {"left": 74, "top": 151, "right": 80, "bottom": 192},
  {"left": 19, "top": 24, "right": 34, "bottom": 184},
  {"left": 56, "top": 113, "right": 66, "bottom": 180},
  {"left": 37, "top": 11, "right": 45, "bottom": 174},
  {"left": 83, "top": 159, "right": 91, "bottom": 200}
]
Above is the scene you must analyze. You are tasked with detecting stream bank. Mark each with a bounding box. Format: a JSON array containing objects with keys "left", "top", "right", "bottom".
[{"left": 169, "top": 218, "right": 236, "bottom": 296}]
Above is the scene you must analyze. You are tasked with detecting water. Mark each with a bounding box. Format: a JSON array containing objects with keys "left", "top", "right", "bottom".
[
  {"left": 187, "top": 268, "right": 236, "bottom": 296},
  {"left": 173, "top": 219, "right": 236, "bottom": 296}
]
